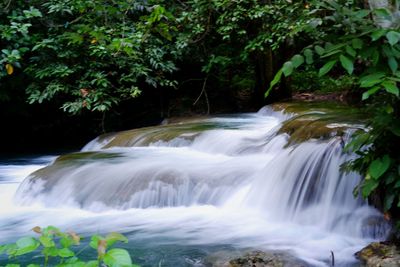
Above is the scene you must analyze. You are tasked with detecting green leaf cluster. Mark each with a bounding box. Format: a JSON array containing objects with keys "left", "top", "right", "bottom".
[{"left": 0, "top": 226, "right": 139, "bottom": 267}]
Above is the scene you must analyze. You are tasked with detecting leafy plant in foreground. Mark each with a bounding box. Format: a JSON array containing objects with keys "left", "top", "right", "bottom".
[{"left": 0, "top": 226, "right": 139, "bottom": 267}]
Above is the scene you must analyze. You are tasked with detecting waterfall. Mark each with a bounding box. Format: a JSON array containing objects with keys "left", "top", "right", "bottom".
[{"left": 11, "top": 103, "right": 389, "bottom": 266}]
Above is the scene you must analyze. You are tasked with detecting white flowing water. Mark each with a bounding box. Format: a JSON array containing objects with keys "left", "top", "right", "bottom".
[{"left": 0, "top": 105, "right": 389, "bottom": 266}]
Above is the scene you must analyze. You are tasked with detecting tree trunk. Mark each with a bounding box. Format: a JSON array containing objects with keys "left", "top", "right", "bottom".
[{"left": 253, "top": 50, "right": 271, "bottom": 108}]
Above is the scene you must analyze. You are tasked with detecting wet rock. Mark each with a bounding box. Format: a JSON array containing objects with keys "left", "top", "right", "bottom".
[
  {"left": 292, "top": 92, "right": 348, "bottom": 102},
  {"left": 207, "top": 250, "right": 307, "bottom": 267},
  {"left": 269, "top": 101, "right": 366, "bottom": 146},
  {"left": 278, "top": 118, "right": 346, "bottom": 146},
  {"left": 88, "top": 119, "right": 217, "bottom": 148},
  {"left": 356, "top": 242, "right": 400, "bottom": 267}
]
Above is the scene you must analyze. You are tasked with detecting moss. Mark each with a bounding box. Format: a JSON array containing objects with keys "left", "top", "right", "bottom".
[
  {"left": 270, "top": 101, "right": 362, "bottom": 116},
  {"left": 356, "top": 242, "right": 400, "bottom": 267},
  {"left": 279, "top": 119, "right": 346, "bottom": 146},
  {"left": 272, "top": 101, "right": 367, "bottom": 146},
  {"left": 55, "top": 152, "right": 123, "bottom": 163},
  {"left": 98, "top": 118, "right": 242, "bottom": 148}
]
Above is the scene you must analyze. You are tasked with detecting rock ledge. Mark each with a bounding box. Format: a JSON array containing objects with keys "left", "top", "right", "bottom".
[
  {"left": 356, "top": 242, "right": 400, "bottom": 267},
  {"left": 207, "top": 250, "right": 307, "bottom": 267}
]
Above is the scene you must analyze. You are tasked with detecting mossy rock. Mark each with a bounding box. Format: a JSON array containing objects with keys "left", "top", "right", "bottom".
[
  {"left": 271, "top": 101, "right": 366, "bottom": 146},
  {"left": 278, "top": 118, "right": 346, "bottom": 146},
  {"left": 270, "top": 101, "right": 361, "bottom": 116},
  {"left": 95, "top": 119, "right": 224, "bottom": 148},
  {"left": 206, "top": 250, "right": 307, "bottom": 267},
  {"left": 55, "top": 151, "right": 123, "bottom": 163},
  {"left": 356, "top": 242, "right": 400, "bottom": 267}
]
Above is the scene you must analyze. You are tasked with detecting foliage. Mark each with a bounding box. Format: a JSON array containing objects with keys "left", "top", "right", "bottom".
[
  {"left": 267, "top": 0, "right": 400, "bottom": 219},
  {"left": 0, "top": 226, "right": 139, "bottom": 267},
  {"left": 0, "top": 0, "right": 178, "bottom": 114},
  {"left": 0, "top": 0, "right": 321, "bottom": 115},
  {"left": 171, "top": 0, "right": 316, "bottom": 102},
  {"left": 291, "top": 70, "right": 356, "bottom": 93}
]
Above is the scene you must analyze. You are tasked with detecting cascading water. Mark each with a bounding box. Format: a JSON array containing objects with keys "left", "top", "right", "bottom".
[{"left": 0, "top": 103, "right": 390, "bottom": 266}]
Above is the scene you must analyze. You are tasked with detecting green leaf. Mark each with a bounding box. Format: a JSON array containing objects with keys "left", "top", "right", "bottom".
[
  {"left": 352, "top": 38, "right": 363, "bottom": 49},
  {"left": 362, "top": 86, "right": 380, "bottom": 100},
  {"left": 355, "top": 9, "right": 370, "bottom": 18},
  {"left": 5, "top": 264, "right": 20, "bottom": 267},
  {"left": 318, "top": 60, "right": 337, "bottom": 77},
  {"left": 3, "top": 244, "right": 17, "bottom": 256},
  {"left": 39, "top": 236, "right": 55, "bottom": 247},
  {"left": 323, "top": 43, "right": 346, "bottom": 54},
  {"left": 85, "top": 261, "right": 99, "bottom": 267},
  {"left": 383, "top": 44, "right": 394, "bottom": 57},
  {"left": 60, "top": 236, "right": 73, "bottom": 248},
  {"left": 304, "top": 49, "right": 313, "bottom": 64},
  {"left": 103, "top": 248, "right": 132, "bottom": 267},
  {"left": 315, "top": 45, "right": 325, "bottom": 55},
  {"left": 42, "top": 246, "right": 59, "bottom": 257},
  {"left": 65, "top": 257, "right": 80, "bottom": 263},
  {"left": 265, "top": 69, "right": 283, "bottom": 98},
  {"left": 382, "top": 81, "right": 399, "bottom": 96},
  {"left": 58, "top": 248, "right": 75, "bottom": 258},
  {"left": 16, "top": 237, "right": 37, "bottom": 249},
  {"left": 15, "top": 237, "right": 40, "bottom": 255},
  {"left": 320, "top": 50, "right": 342, "bottom": 58},
  {"left": 360, "top": 73, "right": 385, "bottom": 88},
  {"left": 369, "top": 155, "right": 391, "bottom": 179},
  {"left": 388, "top": 57, "right": 398, "bottom": 73},
  {"left": 339, "top": 54, "right": 354, "bottom": 74},
  {"left": 27, "top": 264, "right": 40, "bottom": 267},
  {"left": 373, "top": 8, "right": 392, "bottom": 20},
  {"left": 371, "top": 29, "right": 386, "bottom": 41},
  {"left": 388, "top": 76, "right": 400, "bottom": 82},
  {"left": 362, "top": 178, "right": 379, "bottom": 198},
  {"left": 386, "top": 31, "right": 400, "bottom": 46},
  {"left": 371, "top": 50, "right": 380, "bottom": 66},
  {"left": 56, "top": 262, "right": 85, "bottom": 267},
  {"left": 345, "top": 132, "right": 370, "bottom": 152},
  {"left": 42, "top": 226, "right": 60, "bottom": 236},
  {"left": 106, "top": 233, "right": 128, "bottom": 247},
  {"left": 345, "top": 45, "right": 356, "bottom": 57},
  {"left": 282, "top": 61, "right": 294, "bottom": 77},
  {"left": 89, "top": 234, "right": 104, "bottom": 249},
  {"left": 291, "top": 55, "right": 304, "bottom": 68}
]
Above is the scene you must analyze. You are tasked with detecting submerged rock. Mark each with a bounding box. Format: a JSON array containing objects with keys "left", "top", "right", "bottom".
[
  {"left": 206, "top": 250, "right": 307, "bottom": 267},
  {"left": 356, "top": 242, "right": 400, "bottom": 267}
]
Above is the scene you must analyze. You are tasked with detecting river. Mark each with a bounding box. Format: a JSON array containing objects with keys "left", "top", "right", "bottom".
[{"left": 0, "top": 103, "right": 389, "bottom": 266}]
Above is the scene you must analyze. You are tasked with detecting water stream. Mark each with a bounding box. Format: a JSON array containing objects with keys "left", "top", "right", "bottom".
[{"left": 0, "top": 103, "right": 390, "bottom": 266}]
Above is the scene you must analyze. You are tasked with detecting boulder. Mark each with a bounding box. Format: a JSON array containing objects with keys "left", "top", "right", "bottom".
[
  {"left": 206, "top": 250, "right": 307, "bottom": 267},
  {"left": 356, "top": 242, "right": 400, "bottom": 267}
]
